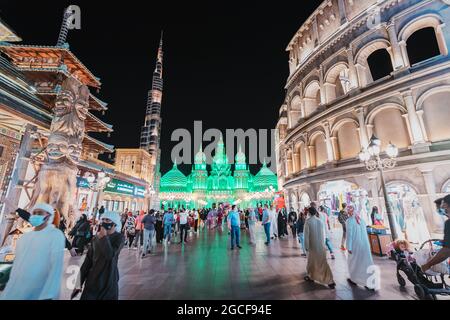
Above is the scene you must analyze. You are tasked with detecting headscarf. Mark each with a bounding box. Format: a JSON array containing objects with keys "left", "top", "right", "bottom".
[
  {"left": 32, "top": 203, "right": 55, "bottom": 225},
  {"left": 347, "top": 204, "right": 360, "bottom": 224},
  {"left": 101, "top": 211, "right": 122, "bottom": 231}
]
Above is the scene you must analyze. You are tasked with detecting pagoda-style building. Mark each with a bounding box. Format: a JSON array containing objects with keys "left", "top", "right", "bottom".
[
  {"left": 159, "top": 137, "right": 278, "bottom": 209},
  {"left": 0, "top": 11, "right": 114, "bottom": 233}
]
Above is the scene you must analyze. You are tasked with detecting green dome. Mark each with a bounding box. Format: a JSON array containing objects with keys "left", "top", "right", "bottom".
[
  {"left": 160, "top": 162, "right": 187, "bottom": 190},
  {"left": 253, "top": 162, "right": 278, "bottom": 190}
]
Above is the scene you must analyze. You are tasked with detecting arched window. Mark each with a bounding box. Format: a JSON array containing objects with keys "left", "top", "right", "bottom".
[
  {"left": 420, "top": 90, "right": 450, "bottom": 142},
  {"left": 372, "top": 108, "right": 410, "bottom": 150},
  {"left": 313, "top": 134, "right": 327, "bottom": 167},
  {"left": 289, "top": 96, "right": 302, "bottom": 128},
  {"left": 325, "top": 63, "right": 350, "bottom": 103},
  {"left": 336, "top": 122, "right": 361, "bottom": 160},
  {"left": 304, "top": 81, "right": 321, "bottom": 118},
  {"left": 367, "top": 49, "right": 393, "bottom": 81},
  {"left": 407, "top": 27, "right": 441, "bottom": 65}
]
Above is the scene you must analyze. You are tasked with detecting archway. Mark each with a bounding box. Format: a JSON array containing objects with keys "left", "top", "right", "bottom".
[
  {"left": 317, "top": 180, "right": 371, "bottom": 227},
  {"left": 304, "top": 81, "right": 321, "bottom": 117},
  {"left": 299, "top": 192, "right": 311, "bottom": 210},
  {"left": 386, "top": 182, "right": 431, "bottom": 244}
]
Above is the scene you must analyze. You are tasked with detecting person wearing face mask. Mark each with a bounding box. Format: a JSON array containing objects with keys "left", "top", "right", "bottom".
[
  {"left": 0, "top": 203, "right": 65, "bottom": 300},
  {"left": 421, "top": 195, "right": 450, "bottom": 273},
  {"left": 72, "top": 211, "right": 124, "bottom": 300}
]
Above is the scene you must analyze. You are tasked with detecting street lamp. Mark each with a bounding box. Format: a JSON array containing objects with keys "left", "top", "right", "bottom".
[
  {"left": 359, "top": 134, "right": 399, "bottom": 240},
  {"left": 84, "top": 170, "right": 111, "bottom": 223}
]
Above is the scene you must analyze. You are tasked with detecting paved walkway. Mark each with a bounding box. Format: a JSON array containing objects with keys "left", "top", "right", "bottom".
[{"left": 59, "top": 225, "right": 445, "bottom": 300}]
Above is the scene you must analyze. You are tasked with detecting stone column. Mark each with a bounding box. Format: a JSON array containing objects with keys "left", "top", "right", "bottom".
[
  {"left": 330, "top": 137, "right": 340, "bottom": 160},
  {"left": 319, "top": 66, "right": 327, "bottom": 105},
  {"left": 323, "top": 122, "right": 335, "bottom": 162},
  {"left": 337, "top": 0, "right": 348, "bottom": 25},
  {"left": 312, "top": 17, "right": 320, "bottom": 47},
  {"left": 416, "top": 110, "right": 429, "bottom": 142},
  {"left": 293, "top": 151, "right": 300, "bottom": 173},
  {"left": 386, "top": 22, "right": 406, "bottom": 70},
  {"left": 434, "top": 23, "right": 448, "bottom": 56},
  {"left": 355, "top": 107, "right": 369, "bottom": 148},
  {"left": 402, "top": 90, "right": 429, "bottom": 153},
  {"left": 399, "top": 40, "right": 410, "bottom": 67},
  {"left": 304, "top": 140, "right": 312, "bottom": 168},
  {"left": 346, "top": 47, "right": 359, "bottom": 89},
  {"left": 308, "top": 145, "right": 316, "bottom": 168}
]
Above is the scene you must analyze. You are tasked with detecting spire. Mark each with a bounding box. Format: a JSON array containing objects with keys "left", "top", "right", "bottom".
[{"left": 56, "top": 7, "right": 71, "bottom": 46}]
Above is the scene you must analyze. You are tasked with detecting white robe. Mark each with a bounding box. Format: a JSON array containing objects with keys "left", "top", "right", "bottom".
[
  {"left": 346, "top": 216, "right": 376, "bottom": 288},
  {"left": 304, "top": 215, "right": 334, "bottom": 285},
  {"left": 0, "top": 224, "right": 65, "bottom": 300},
  {"left": 269, "top": 210, "right": 278, "bottom": 236}
]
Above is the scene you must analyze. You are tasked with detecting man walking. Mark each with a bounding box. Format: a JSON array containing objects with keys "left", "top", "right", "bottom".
[
  {"left": 163, "top": 208, "right": 175, "bottom": 244},
  {"left": 141, "top": 210, "right": 156, "bottom": 258},
  {"left": 262, "top": 204, "right": 271, "bottom": 245},
  {"left": 248, "top": 208, "right": 257, "bottom": 245},
  {"left": 228, "top": 205, "right": 242, "bottom": 250},
  {"left": 179, "top": 209, "right": 189, "bottom": 244}
]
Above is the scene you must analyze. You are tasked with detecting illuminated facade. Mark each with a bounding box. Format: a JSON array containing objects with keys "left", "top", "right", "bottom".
[
  {"left": 276, "top": 0, "right": 450, "bottom": 238},
  {"left": 159, "top": 138, "right": 278, "bottom": 209}
]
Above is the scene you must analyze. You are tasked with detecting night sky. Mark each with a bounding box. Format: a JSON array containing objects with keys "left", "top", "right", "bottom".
[{"left": 1, "top": 0, "right": 323, "bottom": 175}]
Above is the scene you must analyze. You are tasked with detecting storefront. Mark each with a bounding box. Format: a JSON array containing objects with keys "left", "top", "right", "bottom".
[
  {"left": 386, "top": 182, "right": 431, "bottom": 244},
  {"left": 318, "top": 180, "right": 371, "bottom": 226},
  {"left": 102, "top": 178, "right": 146, "bottom": 213}
]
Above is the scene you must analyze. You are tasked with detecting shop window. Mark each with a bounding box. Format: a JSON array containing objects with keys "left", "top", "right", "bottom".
[
  {"left": 367, "top": 49, "right": 393, "bottom": 81},
  {"left": 407, "top": 27, "right": 441, "bottom": 65}
]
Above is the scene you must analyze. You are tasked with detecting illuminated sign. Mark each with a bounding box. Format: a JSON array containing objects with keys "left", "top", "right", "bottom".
[
  {"left": 77, "top": 177, "right": 145, "bottom": 198},
  {"left": 104, "top": 179, "right": 146, "bottom": 198}
]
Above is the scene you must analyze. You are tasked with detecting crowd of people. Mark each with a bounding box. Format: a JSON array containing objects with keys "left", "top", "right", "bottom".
[{"left": 0, "top": 194, "right": 449, "bottom": 300}]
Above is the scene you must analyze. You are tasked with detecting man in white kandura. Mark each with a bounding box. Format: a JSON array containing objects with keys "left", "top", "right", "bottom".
[
  {"left": 345, "top": 204, "right": 377, "bottom": 291},
  {"left": 1, "top": 203, "right": 65, "bottom": 300},
  {"left": 269, "top": 204, "right": 278, "bottom": 239},
  {"left": 304, "top": 206, "right": 336, "bottom": 289}
]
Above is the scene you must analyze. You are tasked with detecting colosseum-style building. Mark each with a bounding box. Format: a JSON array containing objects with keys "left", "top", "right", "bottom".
[{"left": 276, "top": 0, "right": 450, "bottom": 237}]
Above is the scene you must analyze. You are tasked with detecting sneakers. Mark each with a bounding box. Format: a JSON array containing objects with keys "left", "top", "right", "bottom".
[
  {"left": 347, "top": 278, "right": 357, "bottom": 286},
  {"left": 331, "top": 254, "right": 335, "bottom": 260},
  {"left": 141, "top": 254, "right": 146, "bottom": 258},
  {"left": 340, "top": 246, "right": 346, "bottom": 251},
  {"left": 328, "top": 283, "right": 336, "bottom": 289},
  {"left": 237, "top": 245, "right": 242, "bottom": 249},
  {"left": 301, "top": 253, "right": 307, "bottom": 257},
  {"left": 264, "top": 242, "right": 269, "bottom": 245}
]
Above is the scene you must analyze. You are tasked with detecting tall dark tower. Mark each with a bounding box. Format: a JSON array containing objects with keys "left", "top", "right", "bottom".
[{"left": 140, "top": 32, "right": 164, "bottom": 208}]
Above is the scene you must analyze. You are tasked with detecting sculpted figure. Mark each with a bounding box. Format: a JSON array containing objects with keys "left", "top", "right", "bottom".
[{"left": 29, "top": 77, "right": 89, "bottom": 225}]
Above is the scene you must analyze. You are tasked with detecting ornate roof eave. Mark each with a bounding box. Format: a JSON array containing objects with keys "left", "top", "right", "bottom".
[
  {"left": 0, "top": 43, "right": 101, "bottom": 88},
  {"left": 83, "top": 135, "right": 114, "bottom": 154},
  {"left": 85, "top": 111, "right": 113, "bottom": 133},
  {"left": 0, "top": 18, "right": 21, "bottom": 42}
]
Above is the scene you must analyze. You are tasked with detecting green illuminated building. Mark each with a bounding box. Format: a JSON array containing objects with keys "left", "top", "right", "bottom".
[{"left": 159, "top": 137, "right": 278, "bottom": 209}]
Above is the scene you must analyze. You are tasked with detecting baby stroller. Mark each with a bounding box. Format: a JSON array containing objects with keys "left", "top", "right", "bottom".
[{"left": 391, "top": 239, "right": 450, "bottom": 300}]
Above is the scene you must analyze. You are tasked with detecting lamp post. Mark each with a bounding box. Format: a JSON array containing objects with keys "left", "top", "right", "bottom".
[
  {"left": 85, "top": 170, "right": 111, "bottom": 224},
  {"left": 359, "top": 134, "right": 399, "bottom": 240}
]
